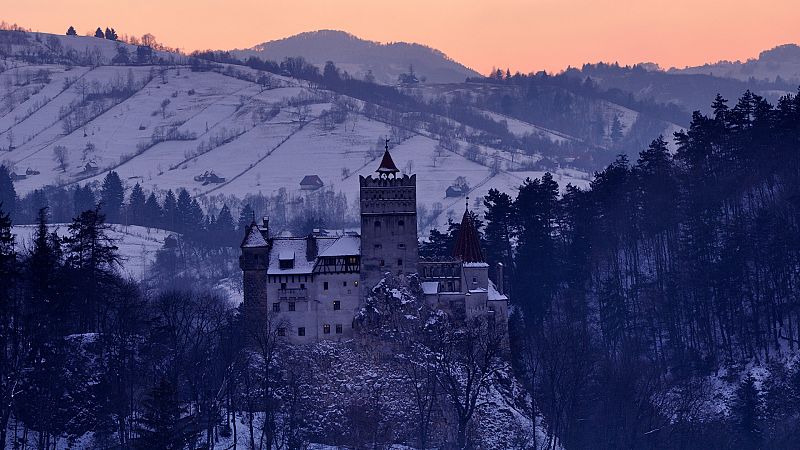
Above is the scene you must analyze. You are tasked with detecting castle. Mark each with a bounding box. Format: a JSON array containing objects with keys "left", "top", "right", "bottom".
[{"left": 239, "top": 145, "right": 508, "bottom": 342}]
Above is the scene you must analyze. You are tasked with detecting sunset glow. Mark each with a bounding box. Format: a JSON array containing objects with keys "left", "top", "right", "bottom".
[{"left": 3, "top": 0, "right": 800, "bottom": 73}]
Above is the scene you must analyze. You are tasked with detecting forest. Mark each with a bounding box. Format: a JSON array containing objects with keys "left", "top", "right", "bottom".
[
  {"left": 2, "top": 81, "right": 800, "bottom": 448},
  {"left": 472, "top": 89, "right": 800, "bottom": 449}
]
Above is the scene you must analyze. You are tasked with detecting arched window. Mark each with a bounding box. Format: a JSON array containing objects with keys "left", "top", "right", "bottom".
[
  {"left": 398, "top": 219, "right": 405, "bottom": 230},
  {"left": 374, "top": 220, "right": 381, "bottom": 230}
]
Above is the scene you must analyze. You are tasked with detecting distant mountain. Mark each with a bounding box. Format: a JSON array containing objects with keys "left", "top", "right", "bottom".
[
  {"left": 672, "top": 43, "right": 800, "bottom": 84},
  {"left": 234, "top": 30, "right": 481, "bottom": 84}
]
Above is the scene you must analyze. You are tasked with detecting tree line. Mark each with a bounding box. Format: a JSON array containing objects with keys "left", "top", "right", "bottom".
[{"left": 477, "top": 89, "right": 800, "bottom": 448}]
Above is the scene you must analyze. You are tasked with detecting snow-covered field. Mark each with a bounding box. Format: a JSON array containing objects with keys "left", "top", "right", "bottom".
[
  {"left": 0, "top": 32, "right": 600, "bottom": 233},
  {"left": 11, "top": 224, "right": 170, "bottom": 280}
]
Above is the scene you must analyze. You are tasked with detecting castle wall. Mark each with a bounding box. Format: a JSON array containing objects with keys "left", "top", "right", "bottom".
[{"left": 359, "top": 174, "right": 419, "bottom": 290}]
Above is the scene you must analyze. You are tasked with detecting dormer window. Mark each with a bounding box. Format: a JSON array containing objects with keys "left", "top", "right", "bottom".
[{"left": 278, "top": 250, "right": 295, "bottom": 269}]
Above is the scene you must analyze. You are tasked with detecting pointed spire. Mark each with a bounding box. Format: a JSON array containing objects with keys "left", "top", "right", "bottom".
[
  {"left": 376, "top": 138, "right": 399, "bottom": 178},
  {"left": 452, "top": 202, "right": 484, "bottom": 263}
]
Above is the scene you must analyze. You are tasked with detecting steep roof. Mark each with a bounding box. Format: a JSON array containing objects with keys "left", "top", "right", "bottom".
[
  {"left": 376, "top": 149, "right": 399, "bottom": 174},
  {"left": 241, "top": 222, "right": 268, "bottom": 248},
  {"left": 452, "top": 209, "right": 484, "bottom": 263},
  {"left": 300, "top": 175, "right": 324, "bottom": 186}
]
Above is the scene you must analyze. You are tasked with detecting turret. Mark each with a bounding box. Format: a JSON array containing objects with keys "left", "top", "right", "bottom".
[{"left": 240, "top": 220, "right": 270, "bottom": 327}]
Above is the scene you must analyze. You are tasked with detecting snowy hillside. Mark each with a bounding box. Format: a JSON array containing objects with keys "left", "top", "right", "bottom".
[{"left": 0, "top": 30, "right": 603, "bottom": 232}]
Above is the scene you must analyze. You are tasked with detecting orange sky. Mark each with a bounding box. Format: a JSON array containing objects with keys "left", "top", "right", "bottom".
[{"left": 3, "top": 0, "right": 799, "bottom": 73}]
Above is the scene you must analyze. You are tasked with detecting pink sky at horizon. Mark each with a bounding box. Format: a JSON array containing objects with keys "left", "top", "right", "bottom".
[{"left": 3, "top": 0, "right": 799, "bottom": 74}]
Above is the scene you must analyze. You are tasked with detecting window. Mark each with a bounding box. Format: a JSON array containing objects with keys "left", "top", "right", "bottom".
[
  {"left": 342, "top": 281, "right": 347, "bottom": 287},
  {"left": 298, "top": 327, "right": 305, "bottom": 337},
  {"left": 323, "top": 324, "right": 331, "bottom": 334},
  {"left": 374, "top": 220, "right": 381, "bottom": 229},
  {"left": 272, "top": 303, "right": 280, "bottom": 312},
  {"left": 279, "top": 259, "right": 294, "bottom": 269},
  {"left": 336, "top": 324, "right": 343, "bottom": 334},
  {"left": 280, "top": 282, "right": 287, "bottom": 290},
  {"left": 278, "top": 327, "right": 285, "bottom": 336},
  {"left": 300, "top": 283, "right": 305, "bottom": 289},
  {"left": 323, "top": 281, "right": 329, "bottom": 290},
  {"left": 398, "top": 243, "right": 405, "bottom": 249},
  {"left": 398, "top": 219, "right": 405, "bottom": 229},
  {"left": 380, "top": 259, "right": 385, "bottom": 267},
  {"left": 289, "top": 302, "right": 296, "bottom": 312},
  {"left": 472, "top": 276, "right": 478, "bottom": 284},
  {"left": 354, "top": 280, "right": 359, "bottom": 287},
  {"left": 374, "top": 243, "right": 382, "bottom": 249},
  {"left": 397, "top": 258, "right": 403, "bottom": 266},
  {"left": 333, "top": 300, "right": 341, "bottom": 311}
]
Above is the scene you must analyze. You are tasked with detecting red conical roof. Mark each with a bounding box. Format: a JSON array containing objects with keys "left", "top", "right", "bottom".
[
  {"left": 452, "top": 208, "right": 484, "bottom": 263},
  {"left": 376, "top": 149, "right": 399, "bottom": 174}
]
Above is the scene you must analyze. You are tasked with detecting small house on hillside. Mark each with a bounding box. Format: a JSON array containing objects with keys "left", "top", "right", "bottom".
[
  {"left": 194, "top": 170, "right": 226, "bottom": 185},
  {"left": 82, "top": 161, "right": 99, "bottom": 174},
  {"left": 300, "top": 175, "right": 324, "bottom": 191},
  {"left": 10, "top": 172, "right": 26, "bottom": 182},
  {"left": 446, "top": 185, "right": 468, "bottom": 198}
]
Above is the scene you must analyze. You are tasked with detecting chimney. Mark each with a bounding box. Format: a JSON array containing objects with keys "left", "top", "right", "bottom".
[
  {"left": 306, "top": 234, "right": 318, "bottom": 261},
  {"left": 495, "top": 262, "right": 504, "bottom": 294}
]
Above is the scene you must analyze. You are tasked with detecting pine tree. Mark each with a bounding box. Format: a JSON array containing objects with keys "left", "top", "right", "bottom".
[
  {"left": 143, "top": 193, "right": 162, "bottom": 229},
  {"left": 104, "top": 27, "right": 118, "bottom": 40},
  {"left": 238, "top": 204, "right": 254, "bottom": 232},
  {"left": 66, "top": 26, "right": 77, "bottom": 36},
  {"left": 72, "top": 184, "right": 96, "bottom": 217},
  {"left": 64, "top": 206, "right": 120, "bottom": 332},
  {"left": 136, "top": 377, "right": 194, "bottom": 450},
  {"left": 513, "top": 173, "right": 559, "bottom": 320},
  {"left": 162, "top": 190, "right": 177, "bottom": 231},
  {"left": 216, "top": 204, "right": 235, "bottom": 245},
  {"left": 94, "top": 27, "right": 105, "bottom": 38},
  {"left": 731, "top": 375, "right": 763, "bottom": 449},
  {"left": 0, "top": 165, "right": 17, "bottom": 220},
  {"left": 101, "top": 171, "right": 125, "bottom": 223},
  {"left": 128, "top": 183, "right": 146, "bottom": 226},
  {"left": 176, "top": 189, "right": 192, "bottom": 233},
  {"left": 483, "top": 188, "right": 515, "bottom": 288}
]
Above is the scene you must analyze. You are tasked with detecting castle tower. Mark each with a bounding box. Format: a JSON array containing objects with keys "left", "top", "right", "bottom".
[
  {"left": 359, "top": 142, "right": 419, "bottom": 291},
  {"left": 240, "top": 218, "right": 270, "bottom": 328}
]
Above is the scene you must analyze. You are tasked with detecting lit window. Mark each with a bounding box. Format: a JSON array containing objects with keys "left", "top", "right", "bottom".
[
  {"left": 298, "top": 327, "right": 305, "bottom": 336},
  {"left": 335, "top": 324, "right": 343, "bottom": 334},
  {"left": 278, "top": 327, "right": 285, "bottom": 336},
  {"left": 333, "top": 300, "right": 341, "bottom": 311},
  {"left": 323, "top": 324, "right": 331, "bottom": 334},
  {"left": 289, "top": 302, "right": 296, "bottom": 311},
  {"left": 272, "top": 303, "right": 280, "bottom": 312},
  {"left": 324, "top": 281, "right": 329, "bottom": 290}
]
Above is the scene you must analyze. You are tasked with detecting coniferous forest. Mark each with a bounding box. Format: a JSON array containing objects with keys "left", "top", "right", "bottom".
[
  {"left": 2, "top": 84, "right": 800, "bottom": 449},
  {"left": 481, "top": 89, "right": 800, "bottom": 449}
]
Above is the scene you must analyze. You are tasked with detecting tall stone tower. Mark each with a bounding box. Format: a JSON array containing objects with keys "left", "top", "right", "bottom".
[
  {"left": 239, "top": 219, "right": 270, "bottom": 328},
  {"left": 359, "top": 143, "right": 419, "bottom": 291}
]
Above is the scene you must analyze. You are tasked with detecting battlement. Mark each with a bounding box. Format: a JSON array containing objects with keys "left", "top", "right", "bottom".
[{"left": 359, "top": 174, "right": 417, "bottom": 215}]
